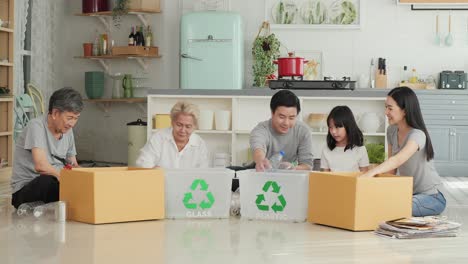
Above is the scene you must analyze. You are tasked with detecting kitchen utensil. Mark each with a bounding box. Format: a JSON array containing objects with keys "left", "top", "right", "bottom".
[
  {"left": 122, "top": 74, "right": 134, "bottom": 98},
  {"left": 214, "top": 110, "right": 231, "bottom": 130},
  {"left": 83, "top": 43, "right": 93, "bottom": 57},
  {"left": 274, "top": 52, "right": 309, "bottom": 79},
  {"left": 127, "top": 119, "right": 147, "bottom": 167},
  {"left": 110, "top": 73, "right": 123, "bottom": 99},
  {"left": 84, "top": 71, "right": 104, "bottom": 99},
  {"left": 369, "top": 58, "right": 375, "bottom": 88},
  {"left": 307, "top": 113, "right": 327, "bottom": 132},
  {"left": 358, "top": 112, "right": 382, "bottom": 133},
  {"left": 445, "top": 14, "right": 454, "bottom": 47},
  {"left": 435, "top": 14, "right": 442, "bottom": 46},
  {"left": 199, "top": 110, "right": 214, "bottom": 130}
]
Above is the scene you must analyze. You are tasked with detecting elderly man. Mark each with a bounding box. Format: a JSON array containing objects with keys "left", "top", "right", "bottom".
[{"left": 11, "top": 88, "right": 83, "bottom": 208}]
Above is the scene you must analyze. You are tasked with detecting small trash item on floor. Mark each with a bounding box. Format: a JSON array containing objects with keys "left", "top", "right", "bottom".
[
  {"left": 230, "top": 189, "right": 241, "bottom": 217},
  {"left": 17, "top": 201, "right": 45, "bottom": 216},
  {"left": 375, "top": 216, "right": 461, "bottom": 239},
  {"left": 33, "top": 201, "right": 67, "bottom": 222}
]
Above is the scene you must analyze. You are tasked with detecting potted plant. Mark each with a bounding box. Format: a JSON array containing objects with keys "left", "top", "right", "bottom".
[
  {"left": 366, "top": 143, "right": 385, "bottom": 170},
  {"left": 111, "top": 0, "right": 130, "bottom": 28},
  {"left": 252, "top": 22, "right": 280, "bottom": 87}
]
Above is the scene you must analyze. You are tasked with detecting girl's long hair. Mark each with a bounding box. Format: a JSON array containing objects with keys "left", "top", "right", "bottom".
[{"left": 326, "top": 106, "right": 364, "bottom": 151}]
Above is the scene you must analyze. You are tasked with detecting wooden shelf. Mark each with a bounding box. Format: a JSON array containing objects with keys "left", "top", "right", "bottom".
[
  {"left": 75, "top": 55, "right": 161, "bottom": 59},
  {"left": 0, "top": 62, "right": 13, "bottom": 67},
  {"left": 74, "top": 55, "right": 161, "bottom": 74},
  {"left": 75, "top": 9, "right": 161, "bottom": 28},
  {"left": 75, "top": 9, "right": 161, "bottom": 16},
  {"left": 84, "top": 98, "right": 146, "bottom": 103},
  {"left": 0, "top": 131, "right": 12, "bottom": 136},
  {"left": 84, "top": 98, "right": 146, "bottom": 112},
  {"left": 0, "top": 97, "right": 13, "bottom": 102},
  {"left": 0, "top": 27, "right": 14, "bottom": 33}
]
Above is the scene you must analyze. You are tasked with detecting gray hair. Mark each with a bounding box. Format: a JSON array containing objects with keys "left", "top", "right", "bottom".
[
  {"left": 170, "top": 101, "right": 200, "bottom": 127},
  {"left": 48, "top": 88, "right": 84, "bottom": 114}
]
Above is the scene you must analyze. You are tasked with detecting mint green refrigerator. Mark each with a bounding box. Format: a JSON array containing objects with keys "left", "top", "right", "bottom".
[{"left": 180, "top": 12, "right": 243, "bottom": 89}]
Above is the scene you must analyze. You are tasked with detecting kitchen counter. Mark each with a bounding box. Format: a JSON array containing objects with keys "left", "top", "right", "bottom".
[{"left": 148, "top": 88, "right": 468, "bottom": 97}]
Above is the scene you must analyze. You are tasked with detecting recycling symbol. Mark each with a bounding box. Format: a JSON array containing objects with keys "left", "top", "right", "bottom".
[
  {"left": 255, "top": 181, "right": 287, "bottom": 213},
  {"left": 183, "top": 179, "right": 215, "bottom": 209}
]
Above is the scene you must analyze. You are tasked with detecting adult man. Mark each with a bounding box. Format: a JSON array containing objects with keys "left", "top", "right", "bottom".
[
  {"left": 11, "top": 88, "right": 83, "bottom": 208},
  {"left": 250, "top": 90, "right": 313, "bottom": 171}
]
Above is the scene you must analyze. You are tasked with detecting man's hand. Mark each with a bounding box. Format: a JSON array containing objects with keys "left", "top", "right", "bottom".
[{"left": 255, "top": 158, "right": 271, "bottom": 172}]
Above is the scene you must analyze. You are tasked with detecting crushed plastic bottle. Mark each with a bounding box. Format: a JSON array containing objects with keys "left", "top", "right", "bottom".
[
  {"left": 269, "top": 150, "right": 285, "bottom": 171},
  {"left": 17, "top": 201, "right": 45, "bottom": 216},
  {"left": 33, "top": 202, "right": 56, "bottom": 218},
  {"left": 33, "top": 201, "right": 67, "bottom": 222}
]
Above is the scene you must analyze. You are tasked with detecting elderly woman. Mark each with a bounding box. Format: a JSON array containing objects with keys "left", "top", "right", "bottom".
[{"left": 136, "top": 101, "right": 209, "bottom": 168}]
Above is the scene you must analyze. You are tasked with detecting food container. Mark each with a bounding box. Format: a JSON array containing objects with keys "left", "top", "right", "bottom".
[{"left": 273, "top": 52, "right": 308, "bottom": 78}]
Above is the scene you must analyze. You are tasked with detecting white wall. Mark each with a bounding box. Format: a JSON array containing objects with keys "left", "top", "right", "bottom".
[{"left": 57, "top": 0, "right": 468, "bottom": 163}]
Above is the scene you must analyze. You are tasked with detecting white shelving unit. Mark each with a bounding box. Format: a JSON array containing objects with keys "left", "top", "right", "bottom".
[{"left": 147, "top": 94, "right": 388, "bottom": 166}]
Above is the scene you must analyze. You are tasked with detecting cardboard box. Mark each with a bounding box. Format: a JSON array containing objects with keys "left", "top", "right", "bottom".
[
  {"left": 112, "top": 46, "right": 159, "bottom": 56},
  {"left": 238, "top": 169, "right": 309, "bottom": 222},
  {"left": 165, "top": 168, "right": 234, "bottom": 219},
  {"left": 308, "top": 172, "right": 413, "bottom": 231},
  {"left": 60, "top": 167, "right": 165, "bottom": 224},
  {"left": 128, "top": 0, "right": 160, "bottom": 11}
]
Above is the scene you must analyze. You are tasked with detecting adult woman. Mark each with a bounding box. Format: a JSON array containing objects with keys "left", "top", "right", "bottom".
[
  {"left": 361, "top": 87, "right": 446, "bottom": 217},
  {"left": 136, "top": 101, "right": 209, "bottom": 168}
]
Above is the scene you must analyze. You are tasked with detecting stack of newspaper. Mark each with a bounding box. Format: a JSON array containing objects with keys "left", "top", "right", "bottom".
[{"left": 375, "top": 216, "right": 461, "bottom": 239}]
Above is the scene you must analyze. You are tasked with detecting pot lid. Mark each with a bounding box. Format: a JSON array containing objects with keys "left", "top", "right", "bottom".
[
  {"left": 278, "top": 52, "right": 304, "bottom": 59},
  {"left": 127, "top": 118, "right": 147, "bottom": 126}
]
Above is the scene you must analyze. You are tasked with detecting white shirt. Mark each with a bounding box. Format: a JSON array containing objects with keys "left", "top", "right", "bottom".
[
  {"left": 320, "top": 145, "right": 369, "bottom": 172},
  {"left": 136, "top": 128, "right": 209, "bottom": 169}
]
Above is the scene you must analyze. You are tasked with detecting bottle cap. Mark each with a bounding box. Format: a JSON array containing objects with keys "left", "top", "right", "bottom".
[
  {"left": 403, "top": 66, "right": 407, "bottom": 70},
  {"left": 279, "top": 150, "right": 285, "bottom": 156}
]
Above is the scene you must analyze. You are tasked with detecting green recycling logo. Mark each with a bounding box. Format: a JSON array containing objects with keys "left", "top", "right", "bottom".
[
  {"left": 255, "top": 181, "right": 287, "bottom": 213},
  {"left": 183, "top": 179, "right": 215, "bottom": 209}
]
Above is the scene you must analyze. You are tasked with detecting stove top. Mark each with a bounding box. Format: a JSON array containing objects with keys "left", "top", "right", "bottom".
[{"left": 269, "top": 77, "right": 356, "bottom": 90}]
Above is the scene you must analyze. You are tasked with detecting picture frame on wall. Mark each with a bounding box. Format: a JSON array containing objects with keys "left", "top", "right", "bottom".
[
  {"left": 295, "top": 51, "right": 323, "bottom": 80},
  {"left": 265, "top": 0, "right": 362, "bottom": 29}
]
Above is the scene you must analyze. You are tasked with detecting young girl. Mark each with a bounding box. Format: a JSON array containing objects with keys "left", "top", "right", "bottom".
[
  {"left": 321, "top": 106, "right": 369, "bottom": 172},
  {"left": 361, "top": 87, "right": 446, "bottom": 217}
]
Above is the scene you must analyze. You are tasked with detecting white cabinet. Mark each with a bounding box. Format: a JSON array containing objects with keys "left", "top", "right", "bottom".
[{"left": 147, "top": 94, "right": 387, "bottom": 167}]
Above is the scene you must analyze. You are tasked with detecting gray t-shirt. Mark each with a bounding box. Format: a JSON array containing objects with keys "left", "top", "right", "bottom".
[
  {"left": 250, "top": 119, "right": 313, "bottom": 168},
  {"left": 387, "top": 125, "right": 441, "bottom": 195},
  {"left": 11, "top": 115, "right": 77, "bottom": 193}
]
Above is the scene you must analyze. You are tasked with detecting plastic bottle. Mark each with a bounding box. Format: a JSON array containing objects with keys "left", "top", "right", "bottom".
[
  {"left": 409, "top": 68, "right": 418, "bottom": 83},
  {"left": 33, "top": 201, "right": 67, "bottom": 222},
  {"left": 269, "top": 150, "right": 285, "bottom": 170},
  {"left": 17, "top": 201, "right": 45, "bottom": 216},
  {"left": 92, "top": 30, "right": 100, "bottom": 56},
  {"left": 33, "top": 202, "right": 56, "bottom": 218},
  {"left": 401, "top": 66, "right": 408, "bottom": 83}
]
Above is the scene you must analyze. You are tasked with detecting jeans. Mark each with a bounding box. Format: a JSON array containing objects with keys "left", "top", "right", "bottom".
[
  {"left": 412, "top": 190, "right": 446, "bottom": 217},
  {"left": 11, "top": 175, "right": 59, "bottom": 209}
]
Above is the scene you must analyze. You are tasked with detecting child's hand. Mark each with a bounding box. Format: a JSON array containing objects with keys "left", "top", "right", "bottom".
[{"left": 360, "top": 171, "right": 376, "bottom": 178}]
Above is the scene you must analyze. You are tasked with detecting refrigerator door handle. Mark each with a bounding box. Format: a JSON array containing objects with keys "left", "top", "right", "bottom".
[{"left": 181, "top": 53, "right": 203, "bottom": 61}]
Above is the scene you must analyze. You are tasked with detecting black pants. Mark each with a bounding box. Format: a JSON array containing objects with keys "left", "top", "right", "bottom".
[{"left": 11, "top": 175, "right": 59, "bottom": 209}]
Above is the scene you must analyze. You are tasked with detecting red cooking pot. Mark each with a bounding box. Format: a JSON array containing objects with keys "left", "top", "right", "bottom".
[{"left": 273, "top": 52, "right": 308, "bottom": 78}]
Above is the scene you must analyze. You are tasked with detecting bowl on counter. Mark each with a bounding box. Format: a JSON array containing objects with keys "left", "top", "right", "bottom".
[{"left": 307, "top": 113, "right": 327, "bottom": 132}]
